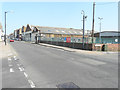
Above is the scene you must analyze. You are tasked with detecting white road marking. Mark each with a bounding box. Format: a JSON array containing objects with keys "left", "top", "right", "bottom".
[
  {"left": 13, "top": 56, "right": 16, "bottom": 58},
  {"left": 10, "top": 68, "right": 14, "bottom": 72},
  {"left": 8, "top": 58, "right": 12, "bottom": 61},
  {"left": 28, "top": 80, "right": 36, "bottom": 88},
  {"left": 21, "top": 67, "right": 25, "bottom": 71},
  {"left": 17, "top": 64, "right": 21, "bottom": 66},
  {"left": 14, "top": 58, "right": 17, "bottom": 60},
  {"left": 9, "top": 64, "right": 13, "bottom": 67},
  {"left": 18, "top": 67, "right": 24, "bottom": 71},
  {"left": 24, "top": 72, "right": 28, "bottom": 78},
  {"left": 14, "top": 57, "right": 36, "bottom": 88},
  {"left": 13, "top": 56, "right": 18, "bottom": 60}
]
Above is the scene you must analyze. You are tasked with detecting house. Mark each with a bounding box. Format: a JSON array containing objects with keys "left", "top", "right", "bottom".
[
  {"left": 14, "top": 28, "right": 22, "bottom": 40},
  {"left": 94, "top": 31, "right": 120, "bottom": 44},
  {"left": 9, "top": 33, "right": 14, "bottom": 39},
  {"left": 21, "top": 26, "right": 26, "bottom": 40},
  {"left": 24, "top": 24, "right": 35, "bottom": 41}
]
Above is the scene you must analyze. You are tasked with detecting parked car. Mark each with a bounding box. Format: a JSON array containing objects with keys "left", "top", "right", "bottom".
[{"left": 10, "top": 39, "right": 14, "bottom": 42}]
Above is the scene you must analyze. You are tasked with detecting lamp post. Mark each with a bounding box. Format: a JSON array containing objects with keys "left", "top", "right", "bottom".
[
  {"left": 81, "top": 10, "right": 87, "bottom": 49},
  {"left": 98, "top": 17, "right": 103, "bottom": 43},
  {"left": 4, "top": 12, "right": 7, "bottom": 45},
  {"left": 4, "top": 11, "right": 13, "bottom": 45}
]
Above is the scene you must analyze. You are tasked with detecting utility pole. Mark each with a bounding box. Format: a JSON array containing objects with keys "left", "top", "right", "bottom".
[
  {"left": 5, "top": 12, "right": 7, "bottom": 45},
  {"left": 4, "top": 11, "right": 14, "bottom": 45},
  {"left": 81, "top": 10, "right": 87, "bottom": 49},
  {"left": 98, "top": 17, "right": 103, "bottom": 43},
  {"left": 91, "top": 2, "right": 95, "bottom": 44}
]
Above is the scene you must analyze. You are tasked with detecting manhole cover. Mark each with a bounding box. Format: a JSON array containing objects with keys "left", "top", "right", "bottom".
[{"left": 56, "top": 82, "right": 80, "bottom": 89}]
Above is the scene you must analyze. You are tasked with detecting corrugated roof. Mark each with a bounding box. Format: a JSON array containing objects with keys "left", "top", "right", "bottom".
[{"left": 35, "top": 26, "right": 84, "bottom": 35}]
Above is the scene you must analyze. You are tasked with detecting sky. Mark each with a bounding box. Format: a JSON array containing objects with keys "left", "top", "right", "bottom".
[{"left": 0, "top": 1, "right": 118, "bottom": 34}]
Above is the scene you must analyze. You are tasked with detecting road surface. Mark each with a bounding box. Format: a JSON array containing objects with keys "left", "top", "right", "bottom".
[{"left": 2, "top": 41, "right": 118, "bottom": 88}]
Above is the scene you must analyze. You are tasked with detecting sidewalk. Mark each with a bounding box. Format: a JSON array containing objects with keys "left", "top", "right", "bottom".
[
  {"left": 24, "top": 41, "right": 119, "bottom": 55},
  {"left": 0, "top": 42, "right": 12, "bottom": 89},
  {"left": 0, "top": 42, "right": 3, "bottom": 90},
  {"left": 1, "top": 42, "right": 31, "bottom": 88},
  {"left": 36, "top": 43, "right": 110, "bottom": 55}
]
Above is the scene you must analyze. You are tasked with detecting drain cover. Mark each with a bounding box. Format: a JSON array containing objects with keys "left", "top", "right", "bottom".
[{"left": 56, "top": 82, "right": 80, "bottom": 89}]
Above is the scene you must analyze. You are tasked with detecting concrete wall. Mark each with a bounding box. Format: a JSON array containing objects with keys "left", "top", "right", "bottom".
[
  {"left": 40, "top": 41, "right": 93, "bottom": 51},
  {"left": 40, "top": 40, "right": 120, "bottom": 51}
]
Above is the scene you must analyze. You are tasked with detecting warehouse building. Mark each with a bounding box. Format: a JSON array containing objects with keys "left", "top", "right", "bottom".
[
  {"left": 94, "top": 31, "right": 120, "bottom": 44},
  {"left": 31, "top": 25, "right": 92, "bottom": 43},
  {"left": 23, "top": 24, "right": 92, "bottom": 43}
]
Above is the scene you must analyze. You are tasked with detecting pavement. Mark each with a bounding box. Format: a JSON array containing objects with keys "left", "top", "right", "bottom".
[
  {"left": 35, "top": 42, "right": 119, "bottom": 55},
  {"left": 1, "top": 40, "right": 119, "bottom": 88},
  {"left": 1, "top": 41, "right": 31, "bottom": 88}
]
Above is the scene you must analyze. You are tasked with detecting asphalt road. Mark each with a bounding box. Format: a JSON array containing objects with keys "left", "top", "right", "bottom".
[{"left": 2, "top": 41, "right": 118, "bottom": 88}]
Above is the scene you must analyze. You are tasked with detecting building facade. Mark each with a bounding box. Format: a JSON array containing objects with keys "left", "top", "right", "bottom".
[{"left": 94, "top": 31, "right": 120, "bottom": 44}]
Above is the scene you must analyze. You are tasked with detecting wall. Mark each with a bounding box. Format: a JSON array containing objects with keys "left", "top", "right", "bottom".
[
  {"left": 40, "top": 40, "right": 93, "bottom": 50},
  {"left": 107, "top": 44, "right": 120, "bottom": 51},
  {"left": 40, "top": 40, "right": 120, "bottom": 51},
  {"left": 93, "top": 43, "right": 120, "bottom": 51}
]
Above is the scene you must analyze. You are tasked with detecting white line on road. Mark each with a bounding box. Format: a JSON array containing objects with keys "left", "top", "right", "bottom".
[
  {"left": 24, "top": 72, "right": 28, "bottom": 78},
  {"left": 28, "top": 80, "right": 36, "bottom": 88},
  {"left": 13, "top": 56, "right": 16, "bottom": 58},
  {"left": 10, "top": 68, "right": 14, "bottom": 72},
  {"left": 18, "top": 67, "right": 24, "bottom": 71},
  {"left": 23, "top": 72, "right": 36, "bottom": 88},
  {"left": 9, "top": 64, "right": 13, "bottom": 67},
  {"left": 17, "top": 64, "right": 21, "bottom": 66},
  {"left": 13, "top": 56, "right": 19, "bottom": 61},
  {"left": 8, "top": 58, "right": 12, "bottom": 61}
]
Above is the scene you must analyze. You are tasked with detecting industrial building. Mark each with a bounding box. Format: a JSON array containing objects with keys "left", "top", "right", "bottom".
[{"left": 94, "top": 31, "right": 120, "bottom": 44}]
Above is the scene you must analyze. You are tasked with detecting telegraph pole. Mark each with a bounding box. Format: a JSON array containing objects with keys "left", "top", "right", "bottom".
[
  {"left": 5, "top": 12, "right": 7, "bottom": 45},
  {"left": 4, "top": 11, "right": 13, "bottom": 45},
  {"left": 81, "top": 10, "right": 87, "bottom": 49},
  {"left": 82, "top": 12, "right": 85, "bottom": 49},
  {"left": 98, "top": 17, "right": 103, "bottom": 43},
  {"left": 91, "top": 2, "right": 95, "bottom": 44}
]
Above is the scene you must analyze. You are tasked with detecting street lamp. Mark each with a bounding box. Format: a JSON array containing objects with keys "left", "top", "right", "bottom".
[
  {"left": 98, "top": 17, "right": 103, "bottom": 43},
  {"left": 81, "top": 10, "right": 87, "bottom": 49},
  {"left": 4, "top": 11, "right": 14, "bottom": 45}
]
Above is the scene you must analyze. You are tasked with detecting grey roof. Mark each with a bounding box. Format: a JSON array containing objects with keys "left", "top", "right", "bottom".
[
  {"left": 95, "top": 31, "right": 120, "bottom": 36},
  {"left": 35, "top": 26, "right": 84, "bottom": 35}
]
